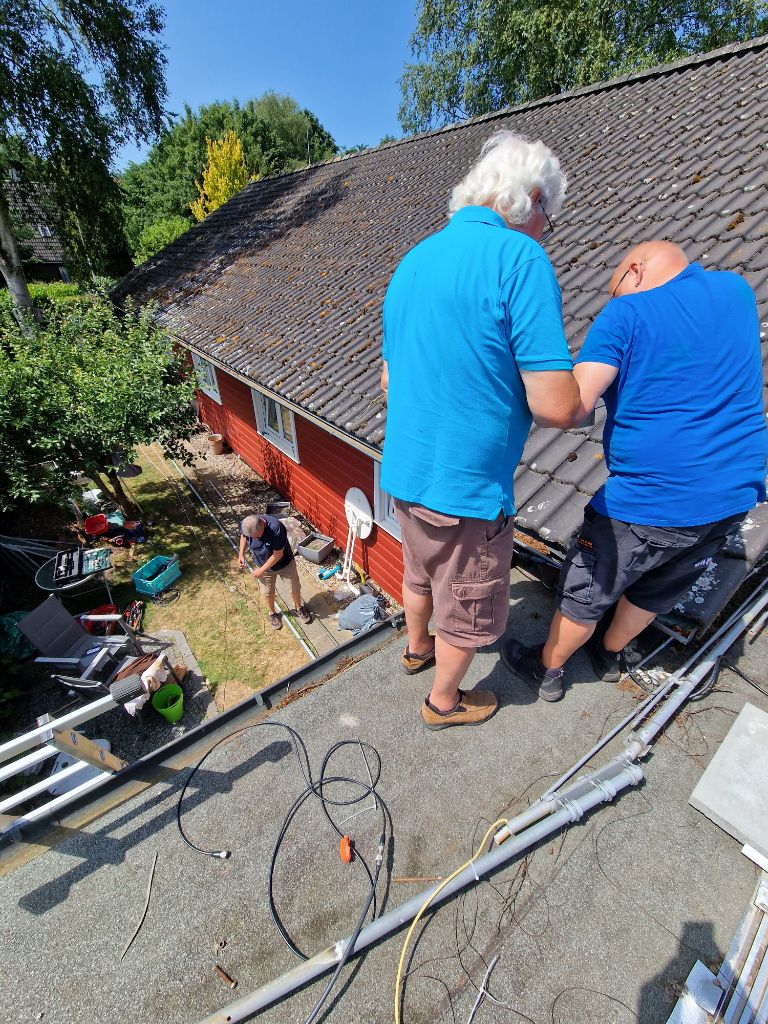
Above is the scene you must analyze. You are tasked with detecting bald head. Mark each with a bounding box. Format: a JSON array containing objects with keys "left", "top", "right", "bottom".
[{"left": 608, "top": 240, "right": 688, "bottom": 299}]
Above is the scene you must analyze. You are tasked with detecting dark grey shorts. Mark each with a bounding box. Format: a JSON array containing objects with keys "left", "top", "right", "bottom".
[{"left": 557, "top": 506, "right": 745, "bottom": 623}]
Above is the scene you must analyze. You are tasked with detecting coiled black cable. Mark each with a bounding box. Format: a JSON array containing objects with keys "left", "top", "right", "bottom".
[{"left": 175, "top": 722, "right": 392, "bottom": 1024}]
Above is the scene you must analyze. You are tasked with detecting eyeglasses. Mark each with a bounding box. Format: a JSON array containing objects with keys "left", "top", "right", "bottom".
[
  {"left": 611, "top": 259, "right": 645, "bottom": 298},
  {"left": 539, "top": 197, "right": 555, "bottom": 241}
]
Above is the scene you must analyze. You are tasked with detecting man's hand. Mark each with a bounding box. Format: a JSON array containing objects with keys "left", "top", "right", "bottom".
[
  {"left": 237, "top": 554, "right": 246, "bottom": 567},
  {"left": 520, "top": 369, "right": 581, "bottom": 429},
  {"left": 380, "top": 359, "right": 388, "bottom": 402},
  {"left": 251, "top": 566, "right": 263, "bottom": 579}
]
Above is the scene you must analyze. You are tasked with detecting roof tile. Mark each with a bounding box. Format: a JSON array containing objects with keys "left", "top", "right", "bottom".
[{"left": 113, "top": 37, "right": 768, "bottom": 618}]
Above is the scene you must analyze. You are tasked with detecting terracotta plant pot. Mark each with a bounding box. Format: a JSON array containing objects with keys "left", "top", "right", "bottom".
[{"left": 207, "top": 433, "right": 225, "bottom": 456}]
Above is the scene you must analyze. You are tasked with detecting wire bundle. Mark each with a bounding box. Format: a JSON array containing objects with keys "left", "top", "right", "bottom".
[{"left": 175, "top": 721, "right": 391, "bottom": 1024}]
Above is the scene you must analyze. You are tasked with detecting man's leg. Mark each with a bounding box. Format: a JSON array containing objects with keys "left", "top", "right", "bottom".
[
  {"left": 259, "top": 573, "right": 281, "bottom": 628},
  {"left": 602, "top": 596, "right": 656, "bottom": 652},
  {"left": 428, "top": 636, "right": 474, "bottom": 711},
  {"left": 501, "top": 507, "right": 626, "bottom": 696},
  {"left": 403, "top": 583, "right": 434, "bottom": 657},
  {"left": 532, "top": 597, "right": 649, "bottom": 688},
  {"left": 281, "top": 562, "right": 312, "bottom": 624},
  {"left": 540, "top": 610, "right": 597, "bottom": 669}
]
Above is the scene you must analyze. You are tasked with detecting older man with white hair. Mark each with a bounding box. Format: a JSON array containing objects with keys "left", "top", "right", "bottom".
[{"left": 380, "top": 131, "right": 580, "bottom": 731}]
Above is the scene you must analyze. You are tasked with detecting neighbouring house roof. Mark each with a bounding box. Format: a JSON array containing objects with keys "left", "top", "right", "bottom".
[
  {"left": 5, "top": 180, "right": 65, "bottom": 265},
  {"left": 113, "top": 36, "right": 768, "bottom": 625}
]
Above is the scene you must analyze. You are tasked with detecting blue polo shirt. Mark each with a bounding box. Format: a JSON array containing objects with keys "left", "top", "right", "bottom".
[
  {"left": 578, "top": 263, "right": 767, "bottom": 527},
  {"left": 380, "top": 206, "right": 572, "bottom": 518}
]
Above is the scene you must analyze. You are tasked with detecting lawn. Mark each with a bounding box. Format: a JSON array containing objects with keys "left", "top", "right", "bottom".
[{"left": 104, "top": 448, "right": 308, "bottom": 699}]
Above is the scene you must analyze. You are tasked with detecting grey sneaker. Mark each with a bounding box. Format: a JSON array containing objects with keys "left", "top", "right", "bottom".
[
  {"left": 500, "top": 639, "right": 564, "bottom": 702},
  {"left": 296, "top": 604, "right": 313, "bottom": 625},
  {"left": 269, "top": 611, "right": 283, "bottom": 630},
  {"left": 585, "top": 633, "right": 623, "bottom": 682}
]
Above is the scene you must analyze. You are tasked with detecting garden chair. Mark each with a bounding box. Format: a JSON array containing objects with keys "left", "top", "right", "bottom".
[{"left": 17, "top": 595, "right": 145, "bottom": 692}]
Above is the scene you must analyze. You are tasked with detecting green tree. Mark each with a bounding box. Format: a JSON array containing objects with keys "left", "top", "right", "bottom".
[
  {"left": 0, "top": 0, "right": 167, "bottom": 317},
  {"left": 120, "top": 94, "right": 338, "bottom": 253},
  {"left": 134, "top": 215, "right": 192, "bottom": 265},
  {"left": 0, "top": 297, "right": 197, "bottom": 514},
  {"left": 400, "top": 0, "right": 768, "bottom": 132},
  {"left": 190, "top": 131, "right": 252, "bottom": 221}
]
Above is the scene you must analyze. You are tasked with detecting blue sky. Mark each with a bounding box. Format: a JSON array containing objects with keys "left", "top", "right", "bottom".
[{"left": 116, "top": 0, "right": 418, "bottom": 169}]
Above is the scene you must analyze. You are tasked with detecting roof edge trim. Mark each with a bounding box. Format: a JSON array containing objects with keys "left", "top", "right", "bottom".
[{"left": 182, "top": 339, "right": 384, "bottom": 462}]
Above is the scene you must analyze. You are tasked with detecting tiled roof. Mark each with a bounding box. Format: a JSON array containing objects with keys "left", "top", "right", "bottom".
[
  {"left": 5, "top": 182, "right": 65, "bottom": 264},
  {"left": 113, "top": 35, "right": 768, "bottom": 619}
]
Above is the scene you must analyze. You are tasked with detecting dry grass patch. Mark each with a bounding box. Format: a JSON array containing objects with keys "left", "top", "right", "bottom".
[{"left": 107, "top": 453, "right": 308, "bottom": 695}]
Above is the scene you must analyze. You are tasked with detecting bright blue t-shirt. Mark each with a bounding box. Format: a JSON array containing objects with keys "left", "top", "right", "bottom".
[
  {"left": 380, "top": 206, "right": 572, "bottom": 519},
  {"left": 578, "top": 263, "right": 767, "bottom": 527}
]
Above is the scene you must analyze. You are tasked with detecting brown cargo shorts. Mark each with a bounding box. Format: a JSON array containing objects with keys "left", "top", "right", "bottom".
[
  {"left": 394, "top": 500, "right": 515, "bottom": 648},
  {"left": 257, "top": 558, "right": 301, "bottom": 600}
]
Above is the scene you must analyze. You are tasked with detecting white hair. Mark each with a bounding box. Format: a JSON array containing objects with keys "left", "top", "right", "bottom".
[{"left": 448, "top": 131, "right": 567, "bottom": 225}]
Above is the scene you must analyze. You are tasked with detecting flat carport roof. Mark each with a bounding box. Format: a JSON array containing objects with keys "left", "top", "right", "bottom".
[{"left": 2, "top": 567, "right": 767, "bottom": 1024}]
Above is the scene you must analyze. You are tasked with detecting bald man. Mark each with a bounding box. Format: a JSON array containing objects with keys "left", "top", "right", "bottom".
[{"left": 503, "top": 241, "right": 768, "bottom": 698}]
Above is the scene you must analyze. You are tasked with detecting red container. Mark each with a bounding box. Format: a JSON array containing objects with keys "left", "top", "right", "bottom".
[
  {"left": 83, "top": 513, "right": 109, "bottom": 536},
  {"left": 82, "top": 603, "right": 118, "bottom": 635}
]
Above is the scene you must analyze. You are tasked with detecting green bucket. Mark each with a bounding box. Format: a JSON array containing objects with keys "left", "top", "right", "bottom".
[{"left": 151, "top": 683, "right": 184, "bottom": 723}]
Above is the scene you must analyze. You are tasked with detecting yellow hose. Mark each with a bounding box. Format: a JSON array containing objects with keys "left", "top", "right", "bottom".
[{"left": 394, "top": 817, "right": 508, "bottom": 1024}]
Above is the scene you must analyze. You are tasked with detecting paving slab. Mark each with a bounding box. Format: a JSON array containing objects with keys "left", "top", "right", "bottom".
[
  {"left": 689, "top": 702, "right": 768, "bottom": 858},
  {"left": 1, "top": 569, "right": 767, "bottom": 1024}
]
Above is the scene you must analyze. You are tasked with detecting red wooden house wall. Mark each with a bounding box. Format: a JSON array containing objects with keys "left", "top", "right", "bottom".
[{"left": 196, "top": 368, "right": 404, "bottom": 602}]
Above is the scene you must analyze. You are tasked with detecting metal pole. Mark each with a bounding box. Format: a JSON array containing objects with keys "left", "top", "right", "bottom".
[
  {"left": 197, "top": 764, "right": 643, "bottom": 1024},
  {"left": 630, "top": 582, "right": 768, "bottom": 753},
  {"left": 0, "top": 695, "right": 117, "bottom": 764}
]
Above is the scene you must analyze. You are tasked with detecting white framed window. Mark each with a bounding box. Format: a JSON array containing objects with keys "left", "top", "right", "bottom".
[
  {"left": 37, "top": 223, "right": 52, "bottom": 238},
  {"left": 373, "top": 460, "right": 400, "bottom": 541},
  {"left": 191, "top": 352, "right": 221, "bottom": 404},
  {"left": 251, "top": 389, "right": 300, "bottom": 462}
]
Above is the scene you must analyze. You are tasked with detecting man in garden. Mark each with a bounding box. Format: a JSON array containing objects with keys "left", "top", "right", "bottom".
[
  {"left": 238, "top": 514, "right": 313, "bottom": 629},
  {"left": 502, "top": 240, "right": 768, "bottom": 697},
  {"left": 380, "top": 130, "right": 580, "bottom": 730}
]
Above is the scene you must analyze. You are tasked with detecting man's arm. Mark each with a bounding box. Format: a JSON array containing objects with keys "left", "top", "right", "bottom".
[
  {"left": 520, "top": 370, "right": 581, "bottom": 429},
  {"left": 252, "top": 548, "right": 283, "bottom": 578},
  {"left": 572, "top": 362, "right": 618, "bottom": 421},
  {"left": 380, "top": 359, "right": 388, "bottom": 401},
  {"left": 237, "top": 535, "right": 247, "bottom": 566}
]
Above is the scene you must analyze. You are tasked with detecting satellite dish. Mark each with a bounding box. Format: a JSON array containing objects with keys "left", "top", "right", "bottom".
[
  {"left": 335, "top": 488, "right": 373, "bottom": 600},
  {"left": 344, "top": 487, "right": 373, "bottom": 539}
]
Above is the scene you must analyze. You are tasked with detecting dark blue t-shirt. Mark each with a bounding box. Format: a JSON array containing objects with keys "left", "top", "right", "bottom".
[
  {"left": 241, "top": 515, "right": 293, "bottom": 570},
  {"left": 577, "top": 263, "right": 767, "bottom": 527}
]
